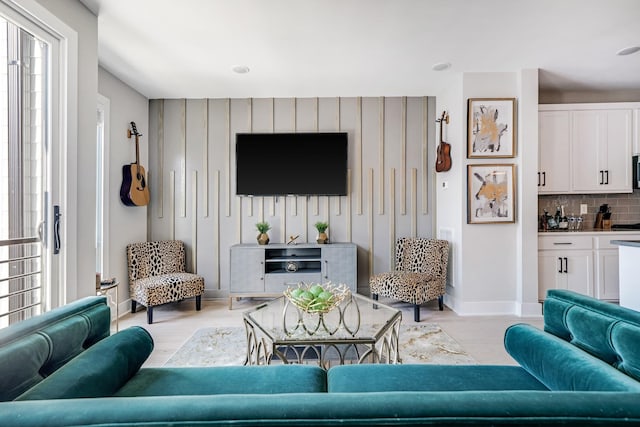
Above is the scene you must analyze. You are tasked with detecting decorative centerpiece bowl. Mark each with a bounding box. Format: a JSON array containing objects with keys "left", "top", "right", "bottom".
[{"left": 284, "top": 282, "right": 350, "bottom": 314}]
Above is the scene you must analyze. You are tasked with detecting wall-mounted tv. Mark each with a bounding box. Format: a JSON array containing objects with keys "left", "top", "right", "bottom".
[{"left": 236, "top": 132, "right": 348, "bottom": 196}]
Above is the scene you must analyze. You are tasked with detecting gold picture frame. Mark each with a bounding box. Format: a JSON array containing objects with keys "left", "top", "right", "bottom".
[
  {"left": 467, "top": 164, "right": 516, "bottom": 224},
  {"left": 467, "top": 98, "right": 516, "bottom": 158}
]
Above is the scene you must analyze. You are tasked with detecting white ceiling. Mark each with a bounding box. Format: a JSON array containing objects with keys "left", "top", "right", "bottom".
[{"left": 80, "top": 0, "right": 640, "bottom": 100}]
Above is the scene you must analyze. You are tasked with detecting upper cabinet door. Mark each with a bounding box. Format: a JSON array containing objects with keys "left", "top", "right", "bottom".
[
  {"left": 568, "top": 108, "right": 632, "bottom": 194},
  {"left": 603, "top": 109, "right": 632, "bottom": 192},
  {"left": 539, "top": 111, "right": 570, "bottom": 194},
  {"left": 570, "top": 110, "right": 604, "bottom": 192}
]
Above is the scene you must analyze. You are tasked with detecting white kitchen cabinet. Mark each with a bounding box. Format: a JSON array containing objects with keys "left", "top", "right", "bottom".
[
  {"left": 596, "top": 250, "right": 620, "bottom": 301},
  {"left": 538, "top": 111, "right": 570, "bottom": 194},
  {"left": 538, "top": 235, "right": 593, "bottom": 300},
  {"left": 539, "top": 232, "right": 640, "bottom": 302},
  {"left": 570, "top": 109, "right": 632, "bottom": 193},
  {"left": 538, "top": 103, "right": 635, "bottom": 194}
]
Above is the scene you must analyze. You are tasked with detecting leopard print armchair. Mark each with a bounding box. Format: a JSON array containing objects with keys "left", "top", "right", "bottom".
[
  {"left": 126, "top": 240, "right": 204, "bottom": 324},
  {"left": 369, "top": 238, "right": 449, "bottom": 322}
]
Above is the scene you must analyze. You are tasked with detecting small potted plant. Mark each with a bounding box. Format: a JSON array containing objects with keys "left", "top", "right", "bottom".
[
  {"left": 314, "top": 221, "right": 329, "bottom": 244},
  {"left": 256, "top": 222, "right": 271, "bottom": 245}
]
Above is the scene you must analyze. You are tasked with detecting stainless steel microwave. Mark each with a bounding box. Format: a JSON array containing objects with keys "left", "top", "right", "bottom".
[{"left": 634, "top": 156, "right": 640, "bottom": 189}]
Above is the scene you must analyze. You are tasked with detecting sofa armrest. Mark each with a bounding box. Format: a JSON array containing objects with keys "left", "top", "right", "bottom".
[
  {"left": 504, "top": 323, "right": 640, "bottom": 392},
  {"left": 16, "top": 326, "right": 153, "bottom": 400}
]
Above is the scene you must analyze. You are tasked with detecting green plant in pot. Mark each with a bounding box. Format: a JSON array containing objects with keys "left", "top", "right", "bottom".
[
  {"left": 314, "top": 221, "right": 329, "bottom": 244},
  {"left": 256, "top": 222, "right": 271, "bottom": 245}
]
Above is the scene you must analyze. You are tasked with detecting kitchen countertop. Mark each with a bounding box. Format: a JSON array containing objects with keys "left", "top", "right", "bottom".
[
  {"left": 539, "top": 229, "right": 640, "bottom": 235},
  {"left": 611, "top": 240, "right": 640, "bottom": 248}
]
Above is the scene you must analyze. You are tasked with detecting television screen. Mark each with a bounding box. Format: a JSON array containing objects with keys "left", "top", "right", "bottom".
[{"left": 236, "top": 132, "right": 348, "bottom": 196}]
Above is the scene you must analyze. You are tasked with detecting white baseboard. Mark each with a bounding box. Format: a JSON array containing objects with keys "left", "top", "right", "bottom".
[{"left": 444, "top": 293, "right": 541, "bottom": 317}]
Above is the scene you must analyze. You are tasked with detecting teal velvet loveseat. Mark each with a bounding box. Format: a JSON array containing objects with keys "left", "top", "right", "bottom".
[{"left": 2, "top": 290, "right": 640, "bottom": 426}]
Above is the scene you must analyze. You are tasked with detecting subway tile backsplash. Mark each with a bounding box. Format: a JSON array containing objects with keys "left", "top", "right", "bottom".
[{"left": 538, "top": 190, "right": 640, "bottom": 228}]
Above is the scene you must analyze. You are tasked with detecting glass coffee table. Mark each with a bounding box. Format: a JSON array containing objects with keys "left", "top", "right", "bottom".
[{"left": 243, "top": 293, "right": 402, "bottom": 369}]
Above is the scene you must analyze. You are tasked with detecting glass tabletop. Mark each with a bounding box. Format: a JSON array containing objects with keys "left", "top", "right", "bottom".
[{"left": 243, "top": 293, "right": 401, "bottom": 344}]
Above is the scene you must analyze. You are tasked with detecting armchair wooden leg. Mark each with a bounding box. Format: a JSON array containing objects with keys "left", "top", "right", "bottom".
[
  {"left": 147, "top": 306, "right": 153, "bottom": 324},
  {"left": 438, "top": 296, "right": 444, "bottom": 311},
  {"left": 131, "top": 300, "right": 137, "bottom": 314},
  {"left": 414, "top": 304, "right": 421, "bottom": 322},
  {"left": 196, "top": 295, "right": 202, "bottom": 311}
]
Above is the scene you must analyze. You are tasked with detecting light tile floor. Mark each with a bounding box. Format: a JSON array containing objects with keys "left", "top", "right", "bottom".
[{"left": 119, "top": 296, "right": 544, "bottom": 367}]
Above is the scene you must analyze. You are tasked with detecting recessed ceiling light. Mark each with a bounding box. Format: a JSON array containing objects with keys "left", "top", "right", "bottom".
[
  {"left": 432, "top": 62, "right": 451, "bottom": 71},
  {"left": 616, "top": 46, "right": 640, "bottom": 56},
  {"left": 232, "top": 65, "right": 250, "bottom": 74}
]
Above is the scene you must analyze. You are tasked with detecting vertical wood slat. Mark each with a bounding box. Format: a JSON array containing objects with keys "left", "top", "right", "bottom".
[
  {"left": 291, "top": 98, "right": 298, "bottom": 216},
  {"left": 422, "top": 96, "right": 428, "bottom": 214},
  {"left": 379, "top": 97, "right": 384, "bottom": 215},
  {"left": 346, "top": 168, "right": 352, "bottom": 241},
  {"left": 411, "top": 168, "right": 417, "bottom": 238},
  {"left": 157, "top": 100, "right": 164, "bottom": 218},
  {"left": 269, "top": 98, "right": 276, "bottom": 217},
  {"left": 236, "top": 197, "right": 242, "bottom": 244},
  {"left": 400, "top": 96, "right": 406, "bottom": 215},
  {"left": 335, "top": 97, "right": 341, "bottom": 216},
  {"left": 180, "top": 99, "right": 186, "bottom": 217},
  {"left": 368, "top": 168, "right": 374, "bottom": 277},
  {"left": 247, "top": 98, "right": 253, "bottom": 217},
  {"left": 191, "top": 170, "right": 198, "bottom": 272},
  {"left": 169, "top": 170, "right": 176, "bottom": 240},
  {"left": 313, "top": 97, "right": 319, "bottom": 216},
  {"left": 389, "top": 168, "right": 395, "bottom": 269},
  {"left": 214, "top": 170, "right": 220, "bottom": 289},
  {"left": 281, "top": 197, "right": 286, "bottom": 243},
  {"left": 203, "top": 99, "right": 209, "bottom": 218},
  {"left": 146, "top": 171, "right": 152, "bottom": 241},
  {"left": 225, "top": 99, "right": 231, "bottom": 217},
  {"left": 356, "top": 97, "right": 362, "bottom": 215}
]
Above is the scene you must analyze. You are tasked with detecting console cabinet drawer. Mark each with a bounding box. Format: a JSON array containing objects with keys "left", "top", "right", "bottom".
[{"left": 538, "top": 235, "right": 593, "bottom": 250}]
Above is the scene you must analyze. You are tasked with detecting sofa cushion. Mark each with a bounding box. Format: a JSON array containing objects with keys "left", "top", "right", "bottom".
[
  {"left": 16, "top": 326, "right": 153, "bottom": 400},
  {"left": 115, "top": 364, "right": 327, "bottom": 396},
  {"left": 327, "top": 364, "right": 548, "bottom": 392},
  {"left": 505, "top": 323, "right": 640, "bottom": 392}
]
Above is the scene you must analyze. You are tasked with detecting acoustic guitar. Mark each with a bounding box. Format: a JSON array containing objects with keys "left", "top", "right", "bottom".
[
  {"left": 120, "top": 121, "right": 150, "bottom": 206},
  {"left": 435, "top": 111, "right": 451, "bottom": 173}
]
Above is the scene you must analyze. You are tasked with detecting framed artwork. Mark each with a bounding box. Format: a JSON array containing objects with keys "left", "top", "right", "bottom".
[
  {"left": 467, "top": 98, "right": 516, "bottom": 158},
  {"left": 467, "top": 164, "right": 516, "bottom": 224}
]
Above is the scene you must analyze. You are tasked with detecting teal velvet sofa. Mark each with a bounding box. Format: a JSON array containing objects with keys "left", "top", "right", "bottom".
[{"left": 2, "top": 290, "right": 640, "bottom": 426}]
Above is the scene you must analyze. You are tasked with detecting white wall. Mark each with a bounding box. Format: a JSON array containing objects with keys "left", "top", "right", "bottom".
[
  {"left": 98, "top": 66, "right": 149, "bottom": 308},
  {"left": 436, "top": 71, "right": 540, "bottom": 315}
]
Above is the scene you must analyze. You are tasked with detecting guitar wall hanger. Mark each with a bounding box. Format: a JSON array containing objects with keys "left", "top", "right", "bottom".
[
  {"left": 435, "top": 111, "right": 452, "bottom": 173},
  {"left": 119, "top": 121, "right": 150, "bottom": 207}
]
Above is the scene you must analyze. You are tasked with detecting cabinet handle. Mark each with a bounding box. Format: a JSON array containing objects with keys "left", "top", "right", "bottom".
[
  {"left": 558, "top": 257, "right": 563, "bottom": 273},
  {"left": 605, "top": 170, "right": 609, "bottom": 185},
  {"left": 599, "top": 170, "right": 604, "bottom": 185},
  {"left": 537, "top": 172, "right": 540, "bottom": 187},
  {"left": 563, "top": 257, "right": 568, "bottom": 273},
  {"left": 542, "top": 172, "right": 546, "bottom": 186},
  {"left": 553, "top": 242, "right": 573, "bottom": 245},
  {"left": 324, "top": 260, "right": 329, "bottom": 279}
]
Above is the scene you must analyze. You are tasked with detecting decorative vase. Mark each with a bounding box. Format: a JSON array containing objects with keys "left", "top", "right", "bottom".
[
  {"left": 257, "top": 233, "right": 270, "bottom": 245},
  {"left": 316, "top": 232, "right": 329, "bottom": 244}
]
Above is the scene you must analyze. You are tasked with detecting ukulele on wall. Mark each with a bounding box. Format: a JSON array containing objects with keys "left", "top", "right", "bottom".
[
  {"left": 120, "top": 122, "right": 150, "bottom": 206},
  {"left": 435, "top": 111, "right": 452, "bottom": 173}
]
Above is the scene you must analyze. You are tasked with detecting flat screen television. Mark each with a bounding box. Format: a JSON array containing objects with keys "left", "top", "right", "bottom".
[{"left": 236, "top": 132, "right": 348, "bottom": 196}]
